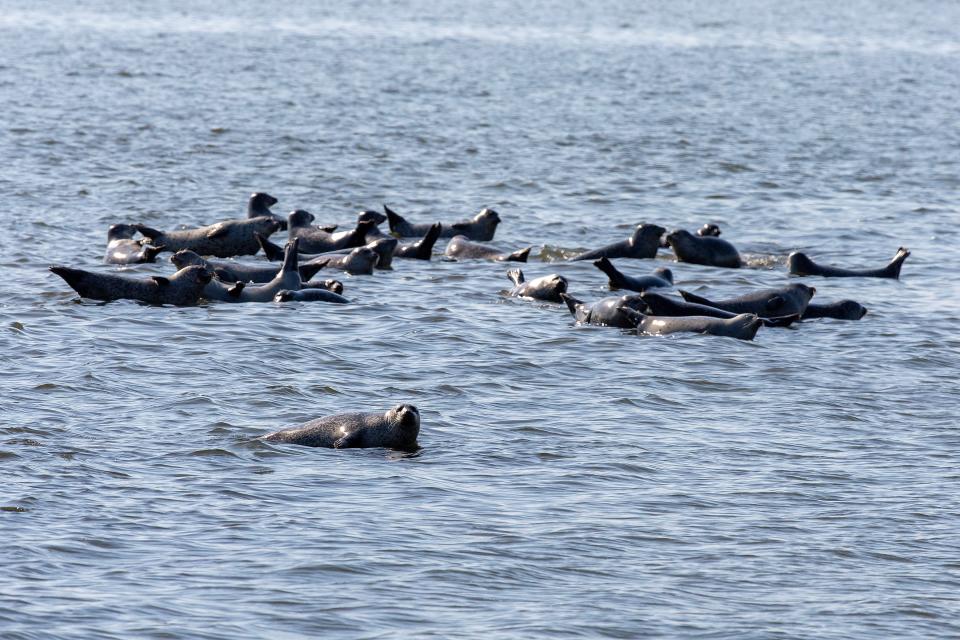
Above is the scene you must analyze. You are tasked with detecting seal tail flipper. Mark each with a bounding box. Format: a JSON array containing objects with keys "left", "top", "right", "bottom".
[
  {"left": 593, "top": 257, "right": 628, "bottom": 289},
  {"left": 256, "top": 232, "right": 285, "bottom": 261},
  {"left": 299, "top": 263, "right": 323, "bottom": 281},
  {"left": 559, "top": 292, "right": 582, "bottom": 317},
  {"left": 345, "top": 220, "right": 376, "bottom": 248},
  {"left": 414, "top": 223, "right": 442, "bottom": 259},
  {"left": 885, "top": 247, "right": 910, "bottom": 279},
  {"left": 384, "top": 205, "right": 409, "bottom": 236},
  {"left": 142, "top": 244, "right": 166, "bottom": 262},
  {"left": 507, "top": 269, "right": 524, "bottom": 286},
  {"left": 678, "top": 290, "right": 720, "bottom": 307},
  {"left": 227, "top": 281, "right": 245, "bottom": 298},
  {"left": 281, "top": 238, "right": 300, "bottom": 273},
  {"left": 762, "top": 313, "right": 800, "bottom": 328},
  {"left": 134, "top": 224, "right": 162, "bottom": 241},
  {"left": 620, "top": 307, "right": 646, "bottom": 328},
  {"left": 504, "top": 247, "right": 531, "bottom": 263},
  {"left": 49, "top": 265, "right": 87, "bottom": 292},
  {"left": 319, "top": 225, "right": 338, "bottom": 233}
]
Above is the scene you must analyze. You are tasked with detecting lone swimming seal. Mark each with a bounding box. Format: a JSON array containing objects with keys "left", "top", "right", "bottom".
[
  {"left": 506, "top": 269, "right": 568, "bottom": 303},
  {"left": 679, "top": 283, "right": 816, "bottom": 317},
  {"left": 134, "top": 216, "right": 281, "bottom": 258},
  {"left": 444, "top": 235, "right": 531, "bottom": 262},
  {"left": 640, "top": 292, "right": 799, "bottom": 327},
  {"left": 246, "top": 192, "right": 286, "bottom": 230},
  {"left": 386, "top": 205, "right": 500, "bottom": 241},
  {"left": 287, "top": 210, "right": 376, "bottom": 254},
  {"left": 260, "top": 404, "right": 420, "bottom": 450},
  {"left": 103, "top": 224, "right": 164, "bottom": 264},
  {"left": 560, "top": 293, "right": 646, "bottom": 328},
  {"left": 274, "top": 289, "right": 350, "bottom": 304},
  {"left": 593, "top": 257, "right": 673, "bottom": 293},
  {"left": 635, "top": 312, "right": 763, "bottom": 341},
  {"left": 568, "top": 224, "right": 665, "bottom": 261},
  {"left": 49, "top": 264, "right": 211, "bottom": 305},
  {"left": 395, "top": 223, "right": 442, "bottom": 260},
  {"left": 304, "top": 246, "right": 379, "bottom": 275},
  {"left": 666, "top": 229, "right": 742, "bottom": 268},
  {"left": 787, "top": 247, "right": 910, "bottom": 279},
  {"left": 801, "top": 300, "right": 868, "bottom": 320},
  {"left": 170, "top": 248, "right": 322, "bottom": 283}
]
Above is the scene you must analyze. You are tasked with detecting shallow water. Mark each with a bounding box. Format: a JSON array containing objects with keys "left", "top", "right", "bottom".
[{"left": 3, "top": 1, "right": 960, "bottom": 638}]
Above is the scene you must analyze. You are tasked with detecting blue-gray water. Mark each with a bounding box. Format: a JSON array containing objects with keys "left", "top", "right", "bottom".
[{"left": 3, "top": 1, "right": 960, "bottom": 638}]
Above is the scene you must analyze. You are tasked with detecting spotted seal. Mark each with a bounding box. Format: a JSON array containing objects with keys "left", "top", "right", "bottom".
[
  {"left": 568, "top": 224, "right": 665, "bottom": 261},
  {"left": 444, "top": 235, "right": 530, "bottom": 262},
  {"left": 636, "top": 312, "right": 763, "bottom": 341},
  {"left": 103, "top": 224, "right": 164, "bottom": 264},
  {"left": 301, "top": 279, "right": 344, "bottom": 295},
  {"left": 287, "top": 210, "right": 375, "bottom": 254},
  {"left": 304, "top": 246, "right": 379, "bottom": 276},
  {"left": 259, "top": 234, "right": 397, "bottom": 270},
  {"left": 640, "top": 292, "right": 799, "bottom": 327},
  {"left": 593, "top": 257, "right": 673, "bottom": 293},
  {"left": 679, "top": 283, "right": 816, "bottom": 317},
  {"left": 49, "top": 264, "right": 211, "bottom": 305},
  {"left": 665, "top": 229, "right": 742, "bottom": 268},
  {"left": 170, "top": 248, "right": 322, "bottom": 283},
  {"left": 801, "top": 300, "right": 868, "bottom": 320},
  {"left": 246, "top": 192, "right": 286, "bottom": 230},
  {"left": 260, "top": 404, "right": 420, "bottom": 450},
  {"left": 787, "top": 247, "right": 910, "bottom": 279},
  {"left": 506, "top": 269, "right": 568, "bottom": 303},
  {"left": 560, "top": 293, "right": 646, "bottom": 328},
  {"left": 386, "top": 205, "right": 499, "bottom": 241},
  {"left": 134, "top": 216, "right": 281, "bottom": 258},
  {"left": 274, "top": 289, "right": 350, "bottom": 304},
  {"left": 395, "top": 223, "right": 442, "bottom": 260}
]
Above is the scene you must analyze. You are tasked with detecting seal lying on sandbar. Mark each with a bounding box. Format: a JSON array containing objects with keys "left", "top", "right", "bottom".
[
  {"left": 103, "top": 224, "right": 164, "bottom": 264},
  {"left": 259, "top": 234, "right": 397, "bottom": 270},
  {"left": 568, "top": 224, "right": 665, "bottom": 261},
  {"left": 246, "top": 192, "right": 286, "bottom": 230},
  {"left": 444, "top": 235, "right": 530, "bottom": 262},
  {"left": 640, "top": 292, "right": 799, "bottom": 327},
  {"left": 395, "top": 223, "right": 442, "bottom": 260},
  {"left": 787, "top": 247, "right": 910, "bottom": 279},
  {"left": 801, "top": 300, "right": 868, "bottom": 320},
  {"left": 287, "top": 210, "right": 375, "bottom": 254},
  {"left": 134, "top": 217, "right": 281, "bottom": 258},
  {"left": 635, "top": 312, "right": 763, "bottom": 341},
  {"left": 260, "top": 404, "right": 420, "bottom": 450},
  {"left": 506, "top": 269, "right": 568, "bottom": 302},
  {"left": 560, "top": 293, "right": 646, "bottom": 328},
  {"left": 274, "top": 289, "right": 350, "bottom": 304},
  {"left": 170, "top": 249, "right": 322, "bottom": 283},
  {"left": 679, "top": 283, "right": 816, "bottom": 317},
  {"left": 304, "top": 246, "right": 380, "bottom": 275},
  {"left": 386, "top": 205, "right": 500, "bottom": 241},
  {"left": 593, "top": 257, "right": 673, "bottom": 292},
  {"left": 49, "top": 265, "right": 211, "bottom": 305},
  {"left": 665, "top": 229, "right": 742, "bottom": 268}
]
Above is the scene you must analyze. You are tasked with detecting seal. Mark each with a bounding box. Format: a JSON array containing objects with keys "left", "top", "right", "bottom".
[
  {"left": 395, "top": 223, "right": 442, "bottom": 260},
  {"left": 665, "top": 229, "right": 742, "bottom": 268},
  {"left": 260, "top": 404, "right": 420, "bottom": 450},
  {"left": 49, "top": 264, "right": 211, "bottom": 305},
  {"left": 444, "top": 235, "right": 531, "bottom": 262},
  {"left": 593, "top": 257, "right": 673, "bottom": 292},
  {"left": 640, "top": 292, "right": 799, "bottom": 327},
  {"left": 227, "top": 238, "right": 302, "bottom": 302},
  {"left": 258, "top": 234, "right": 397, "bottom": 270},
  {"left": 697, "top": 223, "right": 722, "bottom": 237},
  {"left": 506, "top": 269, "right": 568, "bottom": 303},
  {"left": 801, "top": 300, "right": 868, "bottom": 320},
  {"left": 170, "top": 248, "right": 322, "bottom": 283},
  {"left": 636, "top": 312, "right": 763, "bottom": 341},
  {"left": 357, "top": 210, "right": 388, "bottom": 240},
  {"left": 274, "top": 288, "right": 350, "bottom": 304},
  {"left": 560, "top": 293, "right": 646, "bottom": 328},
  {"left": 103, "top": 224, "right": 164, "bottom": 264},
  {"left": 787, "top": 247, "right": 910, "bottom": 279},
  {"left": 134, "top": 216, "right": 281, "bottom": 258},
  {"left": 568, "top": 224, "right": 665, "bottom": 261},
  {"left": 287, "top": 210, "right": 376, "bottom": 254},
  {"left": 679, "top": 283, "right": 816, "bottom": 317},
  {"left": 301, "top": 279, "right": 344, "bottom": 295},
  {"left": 246, "top": 192, "right": 286, "bottom": 230},
  {"left": 385, "top": 205, "right": 500, "bottom": 241},
  {"left": 304, "top": 246, "right": 379, "bottom": 276}
]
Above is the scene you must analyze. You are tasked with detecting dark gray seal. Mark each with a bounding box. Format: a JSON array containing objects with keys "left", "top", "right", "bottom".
[
  {"left": 506, "top": 269, "right": 568, "bottom": 303},
  {"left": 787, "top": 247, "right": 910, "bottom": 279},
  {"left": 568, "top": 224, "right": 665, "bottom": 261},
  {"left": 301, "top": 279, "right": 344, "bottom": 295},
  {"left": 134, "top": 216, "right": 281, "bottom": 258},
  {"left": 304, "top": 246, "right": 379, "bottom": 275},
  {"left": 228, "top": 239, "right": 302, "bottom": 302},
  {"left": 260, "top": 404, "right": 420, "bottom": 450},
  {"left": 386, "top": 205, "right": 500, "bottom": 241},
  {"left": 104, "top": 224, "right": 164, "bottom": 264},
  {"left": 636, "top": 312, "right": 763, "bottom": 341},
  {"left": 679, "top": 283, "right": 816, "bottom": 317},
  {"left": 640, "top": 292, "right": 799, "bottom": 327},
  {"left": 49, "top": 264, "right": 211, "bottom": 305},
  {"left": 170, "top": 249, "right": 322, "bottom": 283},
  {"left": 357, "top": 210, "right": 388, "bottom": 240},
  {"left": 287, "top": 210, "right": 375, "bottom": 254},
  {"left": 666, "top": 229, "right": 742, "bottom": 268},
  {"left": 593, "top": 257, "right": 673, "bottom": 293},
  {"left": 259, "top": 234, "right": 397, "bottom": 270},
  {"left": 801, "top": 300, "right": 868, "bottom": 320},
  {"left": 560, "top": 293, "right": 646, "bottom": 328},
  {"left": 444, "top": 235, "right": 531, "bottom": 262},
  {"left": 246, "top": 192, "right": 286, "bottom": 230},
  {"left": 395, "top": 223, "right": 442, "bottom": 260},
  {"left": 697, "top": 223, "right": 722, "bottom": 237},
  {"left": 274, "top": 289, "right": 350, "bottom": 304}
]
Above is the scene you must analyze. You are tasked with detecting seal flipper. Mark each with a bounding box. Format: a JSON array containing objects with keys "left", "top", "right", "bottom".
[
  {"left": 593, "top": 257, "right": 628, "bottom": 289},
  {"left": 281, "top": 238, "right": 300, "bottom": 273},
  {"left": 334, "top": 431, "right": 363, "bottom": 449},
  {"left": 762, "top": 314, "right": 800, "bottom": 328},
  {"left": 151, "top": 276, "right": 170, "bottom": 287},
  {"left": 504, "top": 247, "right": 531, "bottom": 262},
  {"left": 344, "top": 220, "right": 376, "bottom": 248},
  {"left": 256, "top": 233, "right": 286, "bottom": 261},
  {"left": 507, "top": 269, "right": 525, "bottom": 286},
  {"left": 678, "top": 290, "right": 720, "bottom": 308},
  {"left": 298, "top": 263, "right": 323, "bottom": 281},
  {"left": 142, "top": 244, "right": 165, "bottom": 261},
  {"left": 620, "top": 307, "right": 646, "bottom": 328},
  {"left": 559, "top": 292, "right": 583, "bottom": 317},
  {"left": 885, "top": 247, "right": 910, "bottom": 279},
  {"left": 206, "top": 223, "right": 230, "bottom": 239},
  {"left": 227, "top": 281, "right": 245, "bottom": 298},
  {"left": 384, "top": 205, "right": 409, "bottom": 236},
  {"left": 134, "top": 224, "right": 163, "bottom": 241},
  {"left": 763, "top": 295, "right": 786, "bottom": 315},
  {"left": 414, "top": 223, "right": 442, "bottom": 259}
]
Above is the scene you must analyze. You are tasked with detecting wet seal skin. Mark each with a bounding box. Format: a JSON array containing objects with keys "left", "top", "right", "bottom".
[
  {"left": 274, "top": 288, "right": 350, "bottom": 304},
  {"left": 568, "top": 224, "right": 665, "bottom": 261},
  {"left": 286, "top": 209, "right": 376, "bottom": 254},
  {"left": 505, "top": 269, "right": 568, "bottom": 303},
  {"left": 260, "top": 404, "right": 420, "bottom": 450},
  {"left": 665, "top": 229, "right": 742, "bottom": 268},
  {"left": 246, "top": 192, "right": 286, "bottom": 230},
  {"left": 640, "top": 292, "right": 799, "bottom": 328},
  {"left": 103, "top": 224, "right": 164, "bottom": 264},
  {"left": 787, "top": 247, "right": 910, "bottom": 279},
  {"left": 171, "top": 247, "right": 322, "bottom": 283},
  {"left": 592, "top": 257, "right": 673, "bottom": 293},
  {"left": 634, "top": 311, "right": 764, "bottom": 341},
  {"left": 134, "top": 216, "right": 281, "bottom": 258},
  {"left": 386, "top": 205, "right": 499, "bottom": 241},
  {"left": 49, "top": 264, "right": 211, "bottom": 305},
  {"left": 679, "top": 283, "right": 816, "bottom": 318},
  {"left": 561, "top": 293, "right": 647, "bottom": 328},
  {"left": 444, "top": 235, "right": 531, "bottom": 262}
]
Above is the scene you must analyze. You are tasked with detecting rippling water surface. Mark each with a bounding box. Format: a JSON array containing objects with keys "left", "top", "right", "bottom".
[{"left": 3, "top": 1, "right": 960, "bottom": 638}]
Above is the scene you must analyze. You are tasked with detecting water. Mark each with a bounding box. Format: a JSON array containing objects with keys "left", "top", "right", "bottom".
[{"left": 3, "top": 1, "right": 960, "bottom": 637}]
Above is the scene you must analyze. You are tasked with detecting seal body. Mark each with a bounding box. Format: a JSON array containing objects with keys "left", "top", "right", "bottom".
[
  {"left": 640, "top": 292, "right": 798, "bottom": 327},
  {"left": 246, "top": 192, "right": 285, "bottom": 230},
  {"left": 394, "top": 223, "right": 442, "bottom": 260},
  {"left": 637, "top": 313, "right": 763, "bottom": 341},
  {"left": 787, "top": 247, "right": 910, "bottom": 279},
  {"left": 304, "top": 246, "right": 379, "bottom": 275},
  {"left": 679, "top": 283, "right": 816, "bottom": 317},
  {"left": 170, "top": 249, "right": 322, "bottom": 283},
  {"left": 134, "top": 217, "right": 281, "bottom": 258},
  {"left": 274, "top": 289, "right": 350, "bottom": 304},
  {"left": 697, "top": 223, "right": 722, "bottom": 237},
  {"left": 301, "top": 279, "right": 344, "bottom": 295},
  {"left": 50, "top": 265, "right": 211, "bottom": 305},
  {"left": 229, "top": 239, "right": 302, "bottom": 302},
  {"left": 103, "top": 224, "right": 164, "bottom": 264},
  {"left": 506, "top": 269, "right": 568, "bottom": 302},
  {"left": 666, "top": 229, "right": 741, "bottom": 268},
  {"left": 592, "top": 257, "right": 673, "bottom": 292},
  {"left": 444, "top": 235, "right": 530, "bottom": 262},
  {"left": 561, "top": 293, "right": 646, "bottom": 328},
  {"left": 261, "top": 405, "right": 420, "bottom": 450},
  {"left": 801, "top": 300, "right": 868, "bottom": 320},
  {"left": 386, "top": 205, "right": 500, "bottom": 241},
  {"left": 287, "top": 210, "right": 375, "bottom": 254},
  {"left": 568, "top": 224, "right": 665, "bottom": 261}
]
